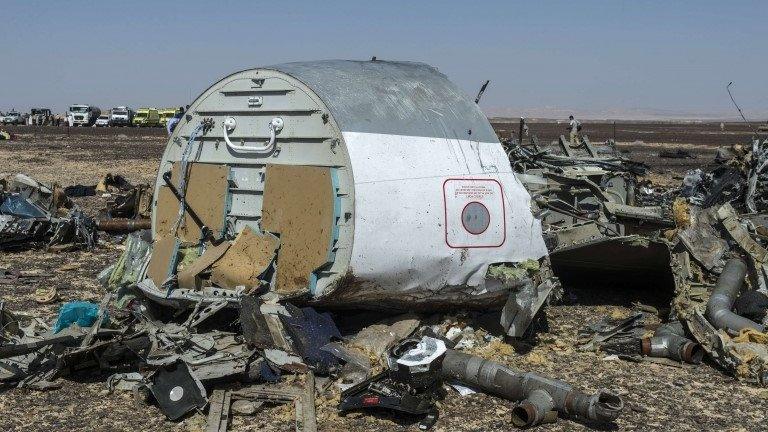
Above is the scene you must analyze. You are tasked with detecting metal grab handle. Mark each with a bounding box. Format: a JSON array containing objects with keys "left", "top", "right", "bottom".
[{"left": 222, "top": 117, "right": 283, "bottom": 153}]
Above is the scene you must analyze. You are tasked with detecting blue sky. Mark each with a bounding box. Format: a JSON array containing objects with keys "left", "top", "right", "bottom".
[{"left": 2, "top": 1, "right": 766, "bottom": 118}]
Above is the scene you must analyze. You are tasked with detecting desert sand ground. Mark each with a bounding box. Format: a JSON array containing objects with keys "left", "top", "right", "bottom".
[{"left": 0, "top": 122, "right": 765, "bottom": 432}]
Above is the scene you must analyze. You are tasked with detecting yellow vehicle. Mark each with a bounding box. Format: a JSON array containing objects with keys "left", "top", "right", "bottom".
[
  {"left": 133, "top": 108, "right": 161, "bottom": 127},
  {"left": 158, "top": 108, "right": 177, "bottom": 127}
]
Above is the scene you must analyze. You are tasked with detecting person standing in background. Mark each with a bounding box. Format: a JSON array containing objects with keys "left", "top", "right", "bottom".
[
  {"left": 568, "top": 115, "right": 581, "bottom": 145},
  {"left": 167, "top": 106, "right": 185, "bottom": 135}
]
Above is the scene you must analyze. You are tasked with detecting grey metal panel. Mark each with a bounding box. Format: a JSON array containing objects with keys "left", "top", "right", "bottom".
[
  {"left": 155, "top": 66, "right": 357, "bottom": 299},
  {"left": 165, "top": 140, "right": 345, "bottom": 166},
  {"left": 180, "top": 115, "right": 332, "bottom": 140},
  {"left": 267, "top": 60, "right": 498, "bottom": 143}
]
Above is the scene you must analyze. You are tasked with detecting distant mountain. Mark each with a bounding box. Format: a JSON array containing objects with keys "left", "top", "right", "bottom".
[{"left": 483, "top": 106, "right": 768, "bottom": 122}]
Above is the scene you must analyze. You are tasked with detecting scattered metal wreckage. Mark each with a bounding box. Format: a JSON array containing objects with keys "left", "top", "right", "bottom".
[
  {"left": 577, "top": 312, "right": 704, "bottom": 365},
  {"left": 504, "top": 122, "right": 675, "bottom": 319},
  {"left": 2, "top": 59, "right": 768, "bottom": 430},
  {"left": 0, "top": 174, "right": 96, "bottom": 251},
  {"left": 64, "top": 172, "right": 154, "bottom": 233},
  {"left": 506, "top": 121, "right": 768, "bottom": 382},
  {"left": 0, "top": 270, "right": 623, "bottom": 430},
  {"left": 666, "top": 138, "right": 768, "bottom": 384},
  {"left": 0, "top": 60, "right": 624, "bottom": 430},
  {"left": 0, "top": 171, "right": 153, "bottom": 251}
]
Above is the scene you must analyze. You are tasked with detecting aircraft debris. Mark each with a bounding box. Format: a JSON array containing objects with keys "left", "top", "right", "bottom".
[
  {"left": 659, "top": 149, "right": 696, "bottom": 159},
  {"left": 641, "top": 320, "right": 704, "bottom": 364},
  {"left": 0, "top": 174, "right": 96, "bottom": 250},
  {"left": 64, "top": 173, "right": 153, "bottom": 233},
  {"left": 4, "top": 62, "right": 768, "bottom": 431},
  {"left": 441, "top": 349, "right": 624, "bottom": 427}
]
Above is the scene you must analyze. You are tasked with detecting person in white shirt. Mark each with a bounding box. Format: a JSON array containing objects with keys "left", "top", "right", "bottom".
[{"left": 568, "top": 115, "right": 581, "bottom": 145}]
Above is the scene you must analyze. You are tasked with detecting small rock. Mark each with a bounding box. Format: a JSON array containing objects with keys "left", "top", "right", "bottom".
[
  {"left": 445, "top": 327, "right": 463, "bottom": 341},
  {"left": 231, "top": 400, "right": 261, "bottom": 416},
  {"left": 58, "top": 263, "right": 80, "bottom": 272}
]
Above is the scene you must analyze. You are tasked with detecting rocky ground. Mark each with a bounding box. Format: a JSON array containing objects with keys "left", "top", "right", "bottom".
[{"left": 0, "top": 123, "right": 766, "bottom": 431}]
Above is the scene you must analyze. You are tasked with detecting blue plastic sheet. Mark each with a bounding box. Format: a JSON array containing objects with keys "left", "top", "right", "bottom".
[
  {"left": 53, "top": 301, "right": 108, "bottom": 333},
  {"left": 279, "top": 304, "right": 341, "bottom": 374}
]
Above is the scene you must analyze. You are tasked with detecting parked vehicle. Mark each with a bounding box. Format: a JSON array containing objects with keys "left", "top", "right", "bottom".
[
  {"left": 28, "top": 108, "right": 54, "bottom": 125},
  {"left": 109, "top": 106, "right": 134, "bottom": 126},
  {"left": 67, "top": 104, "right": 101, "bottom": 126},
  {"left": 94, "top": 115, "right": 111, "bottom": 127},
  {"left": 132, "top": 108, "right": 161, "bottom": 127},
  {"left": 2, "top": 110, "right": 25, "bottom": 125},
  {"left": 158, "top": 108, "right": 177, "bottom": 127}
]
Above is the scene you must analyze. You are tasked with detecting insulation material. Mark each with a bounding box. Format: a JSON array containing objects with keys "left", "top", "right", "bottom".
[
  {"left": 146, "top": 236, "right": 179, "bottom": 287},
  {"left": 177, "top": 241, "right": 231, "bottom": 290},
  {"left": 176, "top": 246, "right": 201, "bottom": 271},
  {"left": 154, "top": 186, "right": 180, "bottom": 238},
  {"left": 154, "top": 163, "right": 229, "bottom": 242},
  {"left": 261, "top": 165, "right": 335, "bottom": 295},
  {"left": 340, "top": 132, "right": 548, "bottom": 300},
  {"left": 210, "top": 227, "right": 279, "bottom": 291}
]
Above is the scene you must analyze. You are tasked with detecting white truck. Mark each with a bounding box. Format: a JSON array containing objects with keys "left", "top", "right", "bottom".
[
  {"left": 67, "top": 104, "right": 101, "bottom": 127},
  {"left": 109, "top": 106, "right": 134, "bottom": 127},
  {"left": 28, "top": 108, "right": 54, "bottom": 125},
  {"left": 2, "top": 110, "right": 25, "bottom": 125}
]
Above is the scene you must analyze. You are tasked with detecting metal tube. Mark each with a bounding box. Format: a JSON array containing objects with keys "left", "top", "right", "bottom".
[
  {"left": 641, "top": 321, "right": 703, "bottom": 364},
  {"left": 96, "top": 218, "right": 151, "bottom": 232},
  {"left": 440, "top": 350, "right": 623, "bottom": 426},
  {"left": 511, "top": 389, "right": 556, "bottom": 427},
  {"left": 705, "top": 258, "right": 765, "bottom": 333}
]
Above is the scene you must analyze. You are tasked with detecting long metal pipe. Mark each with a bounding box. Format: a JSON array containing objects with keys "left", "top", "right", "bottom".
[
  {"left": 705, "top": 258, "right": 765, "bottom": 333},
  {"left": 96, "top": 218, "right": 151, "bottom": 233},
  {"left": 440, "top": 350, "right": 623, "bottom": 427},
  {"left": 641, "top": 321, "right": 703, "bottom": 364}
]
